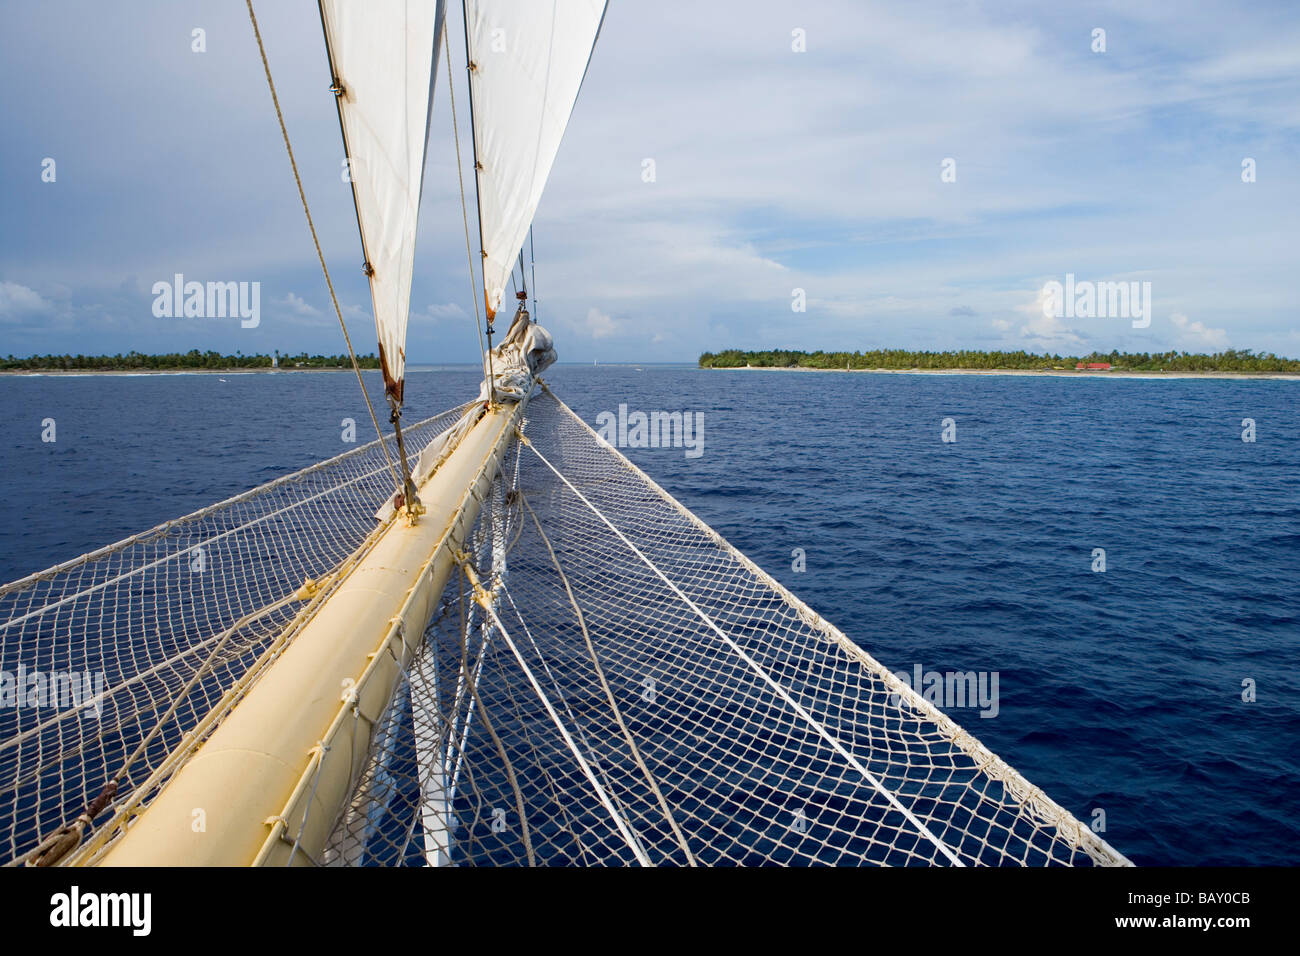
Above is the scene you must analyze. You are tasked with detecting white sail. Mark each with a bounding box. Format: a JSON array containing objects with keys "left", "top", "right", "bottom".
[
  {"left": 320, "top": 0, "right": 445, "bottom": 403},
  {"left": 465, "top": 0, "right": 607, "bottom": 320}
]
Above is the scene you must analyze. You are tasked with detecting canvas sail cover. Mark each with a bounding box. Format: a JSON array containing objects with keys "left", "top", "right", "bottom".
[
  {"left": 465, "top": 0, "right": 607, "bottom": 320},
  {"left": 319, "top": 0, "right": 446, "bottom": 403}
]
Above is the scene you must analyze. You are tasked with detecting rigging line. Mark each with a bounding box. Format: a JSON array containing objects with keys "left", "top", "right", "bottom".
[
  {"left": 0, "top": 401, "right": 473, "bottom": 601},
  {"left": 444, "top": 490, "right": 510, "bottom": 799},
  {"left": 460, "top": 0, "right": 495, "bottom": 395},
  {"left": 494, "top": 627, "right": 650, "bottom": 867},
  {"left": 368, "top": 622, "right": 450, "bottom": 842},
  {"left": 517, "top": 492, "right": 697, "bottom": 866},
  {"left": 520, "top": 438, "right": 967, "bottom": 867},
  {"left": 492, "top": 590, "right": 598, "bottom": 866},
  {"left": 513, "top": 251, "right": 526, "bottom": 316},
  {"left": 459, "top": 0, "right": 487, "bottom": 274},
  {"left": 24, "top": 587, "right": 301, "bottom": 866},
  {"left": 443, "top": 23, "right": 488, "bottom": 385},
  {"left": 447, "top": 597, "right": 493, "bottom": 799},
  {"left": 471, "top": 593, "right": 652, "bottom": 867},
  {"left": 450, "top": 573, "right": 488, "bottom": 861},
  {"left": 460, "top": 561, "right": 650, "bottom": 868},
  {"left": 496, "top": 588, "right": 605, "bottom": 867},
  {"left": 286, "top": 737, "right": 333, "bottom": 867},
  {"left": 245, "top": 0, "right": 401, "bottom": 496},
  {"left": 0, "top": 429, "right": 419, "bottom": 635},
  {"left": 382, "top": 623, "right": 456, "bottom": 865},
  {"left": 463, "top": 494, "right": 534, "bottom": 863},
  {"left": 496, "top": 553, "right": 662, "bottom": 862},
  {"left": 528, "top": 225, "right": 538, "bottom": 322},
  {"left": 496, "top": 576, "right": 650, "bottom": 862},
  {"left": 456, "top": 567, "right": 536, "bottom": 866},
  {"left": 452, "top": 574, "right": 515, "bottom": 867}
]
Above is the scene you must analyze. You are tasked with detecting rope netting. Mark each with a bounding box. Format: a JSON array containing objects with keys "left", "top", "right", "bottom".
[
  {"left": 324, "top": 388, "right": 1131, "bottom": 867},
  {"left": 0, "top": 403, "right": 472, "bottom": 866}
]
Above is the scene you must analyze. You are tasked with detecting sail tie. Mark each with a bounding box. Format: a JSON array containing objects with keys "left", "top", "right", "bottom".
[{"left": 387, "top": 400, "right": 423, "bottom": 522}]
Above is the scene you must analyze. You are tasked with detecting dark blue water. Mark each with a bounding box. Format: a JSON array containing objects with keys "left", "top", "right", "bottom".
[{"left": 2, "top": 365, "right": 1297, "bottom": 866}]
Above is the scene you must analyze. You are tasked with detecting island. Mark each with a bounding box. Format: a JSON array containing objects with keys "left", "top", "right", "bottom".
[
  {"left": 699, "top": 349, "right": 1300, "bottom": 374},
  {"left": 1, "top": 350, "right": 381, "bottom": 372}
]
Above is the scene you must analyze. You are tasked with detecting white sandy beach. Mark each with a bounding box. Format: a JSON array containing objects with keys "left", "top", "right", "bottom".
[{"left": 709, "top": 365, "right": 1300, "bottom": 380}]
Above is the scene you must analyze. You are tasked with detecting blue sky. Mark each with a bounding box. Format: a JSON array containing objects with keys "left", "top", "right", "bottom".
[{"left": 2, "top": 0, "right": 1298, "bottom": 362}]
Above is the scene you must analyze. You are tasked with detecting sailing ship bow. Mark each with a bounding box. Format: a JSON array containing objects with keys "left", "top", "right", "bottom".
[{"left": 1, "top": 0, "right": 1133, "bottom": 871}]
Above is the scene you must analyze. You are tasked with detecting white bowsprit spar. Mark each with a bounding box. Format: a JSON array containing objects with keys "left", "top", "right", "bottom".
[{"left": 0, "top": 1, "right": 1129, "bottom": 868}]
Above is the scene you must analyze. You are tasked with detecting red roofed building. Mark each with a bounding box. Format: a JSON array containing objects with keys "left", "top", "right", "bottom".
[{"left": 1076, "top": 362, "right": 1111, "bottom": 370}]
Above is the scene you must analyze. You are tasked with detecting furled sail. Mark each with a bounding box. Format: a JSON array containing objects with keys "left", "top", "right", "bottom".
[
  {"left": 465, "top": 0, "right": 607, "bottom": 320},
  {"left": 319, "top": 0, "right": 446, "bottom": 403}
]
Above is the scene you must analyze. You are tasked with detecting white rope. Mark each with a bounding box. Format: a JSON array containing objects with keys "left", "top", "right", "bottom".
[
  {"left": 474, "top": 597, "right": 652, "bottom": 866},
  {"left": 443, "top": 21, "right": 490, "bottom": 386},
  {"left": 516, "top": 492, "right": 697, "bottom": 865},
  {"left": 497, "top": 584, "right": 636, "bottom": 853},
  {"left": 521, "top": 438, "right": 966, "bottom": 867}
]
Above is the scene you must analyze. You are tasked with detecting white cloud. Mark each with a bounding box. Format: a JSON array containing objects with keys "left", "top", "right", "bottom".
[
  {"left": 1191, "top": 42, "right": 1300, "bottom": 85},
  {"left": 1017, "top": 287, "right": 1086, "bottom": 349},
  {"left": 282, "top": 292, "right": 320, "bottom": 317},
  {"left": 991, "top": 318, "right": 1012, "bottom": 331},
  {"left": 0, "top": 281, "right": 53, "bottom": 320},
  {"left": 425, "top": 302, "right": 468, "bottom": 321},
  {"left": 585, "top": 307, "right": 617, "bottom": 340},
  {"left": 1170, "top": 312, "right": 1228, "bottom": 349},
  {"left": 1019, "top": 315, "right": 1085, "bottom": 349}
]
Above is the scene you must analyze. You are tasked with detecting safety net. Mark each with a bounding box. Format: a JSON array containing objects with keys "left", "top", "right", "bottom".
[
  {"left": 322, "top": 387, "right": 1130, "bottom": 867},
  {"left": 0, "top": 404, "right": 472, "bottom": 866}
]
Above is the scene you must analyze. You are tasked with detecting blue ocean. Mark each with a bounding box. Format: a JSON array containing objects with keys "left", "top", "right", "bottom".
[{"left": 1, "top": 364, "right": 1297, "bottom": 866}]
